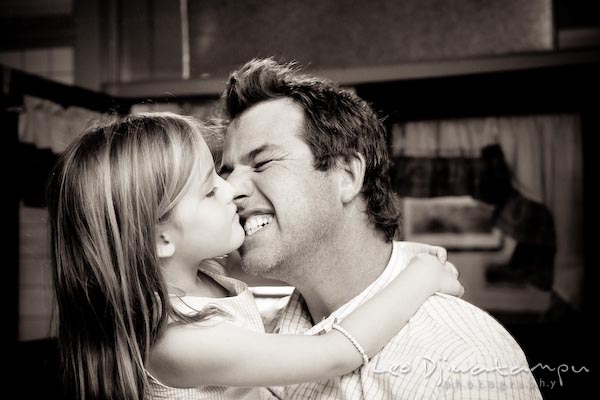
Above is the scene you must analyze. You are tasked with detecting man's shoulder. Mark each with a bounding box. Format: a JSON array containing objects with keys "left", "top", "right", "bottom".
[
  {"left": 391, "top": 293, "right": 529, "bottom": 362},
  {"left": 419, "top": 294, "right": 514, "bottom": 342}
]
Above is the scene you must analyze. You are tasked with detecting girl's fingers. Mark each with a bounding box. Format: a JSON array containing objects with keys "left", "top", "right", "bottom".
[
  {"left": 445, "top": 261, "right": 459, "bottom": 279},
  {"left": 431, "top": 246, "right": 447, "bottom": 264}
]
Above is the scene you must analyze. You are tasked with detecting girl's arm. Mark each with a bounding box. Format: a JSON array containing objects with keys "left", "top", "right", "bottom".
[{"left": 148, "top": 252, "right": 462, "bottom": 388}]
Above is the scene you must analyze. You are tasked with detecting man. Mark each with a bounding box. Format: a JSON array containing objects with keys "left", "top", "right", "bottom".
[{"left": 219, "top": 58, "right": 542, "bottom": 399}]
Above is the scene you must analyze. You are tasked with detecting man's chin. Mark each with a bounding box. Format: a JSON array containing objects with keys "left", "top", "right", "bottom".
[{"left": 240, "top": 251, "right": 280, "bottom": 278}]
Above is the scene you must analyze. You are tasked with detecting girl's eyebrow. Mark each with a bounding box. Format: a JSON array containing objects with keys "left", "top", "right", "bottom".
[{"left": 201, "top": 167, "right": 214, "bottom": 185}]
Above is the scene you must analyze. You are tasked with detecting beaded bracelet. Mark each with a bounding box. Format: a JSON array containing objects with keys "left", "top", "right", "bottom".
[{"left": 331, "top": 323, "right": 369, "bottom": 367}]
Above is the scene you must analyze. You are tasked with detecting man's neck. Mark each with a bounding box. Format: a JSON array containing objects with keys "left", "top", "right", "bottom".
[{"left": 293, "top": 234, "right": 394, "bottom": 324}]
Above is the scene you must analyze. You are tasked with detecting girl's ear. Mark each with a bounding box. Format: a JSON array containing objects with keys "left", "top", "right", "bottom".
[{"left": 156, "top": 232, "right": 175, "bottom": 259}]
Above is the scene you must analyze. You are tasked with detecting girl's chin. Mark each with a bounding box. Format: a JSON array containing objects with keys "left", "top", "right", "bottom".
[{"left": 233, "top": 230, "right": 246, "bottom": 248}]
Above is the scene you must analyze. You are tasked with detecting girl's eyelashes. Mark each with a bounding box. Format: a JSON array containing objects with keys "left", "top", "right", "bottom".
[
  {"left": 206, "top": 187, "right": 217, "bottom": 198},
  {"left": 205, "top": 169, "right": 218, "bottom": 197}
]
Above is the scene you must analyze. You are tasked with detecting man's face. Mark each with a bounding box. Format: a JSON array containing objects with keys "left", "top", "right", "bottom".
[{"left": 220, "top": 98, "right": 341, "bottom": 279}]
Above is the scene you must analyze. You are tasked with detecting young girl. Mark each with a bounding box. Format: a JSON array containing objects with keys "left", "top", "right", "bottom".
[{"left": 47, "top": 112, "right": 463, "bottom": 400}]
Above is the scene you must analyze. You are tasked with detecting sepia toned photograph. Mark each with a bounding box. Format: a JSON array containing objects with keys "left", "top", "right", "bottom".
[{"left": 3, "top": 1, "right": 598, "bottom": 399}]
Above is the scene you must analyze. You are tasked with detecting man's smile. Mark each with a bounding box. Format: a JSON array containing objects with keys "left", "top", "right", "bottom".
[{"left": 243, "top": 213, "right": 274, "bottom": 236}]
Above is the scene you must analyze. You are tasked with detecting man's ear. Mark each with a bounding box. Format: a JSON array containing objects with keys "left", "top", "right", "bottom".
[
  {"left": 156, "top": 231, "right": 176, "bottom": 259},
  {"left": 338, "top": 152, "right": 366, "bottom": 204}
]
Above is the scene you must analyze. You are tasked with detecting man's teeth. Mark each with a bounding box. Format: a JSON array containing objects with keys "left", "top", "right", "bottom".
[{"left": 244, "top": 215, "right": 273, "bottom": 236}]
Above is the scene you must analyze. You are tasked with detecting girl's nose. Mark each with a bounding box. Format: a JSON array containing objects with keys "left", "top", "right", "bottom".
[{"left": 217, "top": 175, "right": 235, "bottom": 203}]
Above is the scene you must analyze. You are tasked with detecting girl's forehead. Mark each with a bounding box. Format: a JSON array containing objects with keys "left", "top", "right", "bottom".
[
  {"left": 192, "top": 138, "right": 216, "bottom": 181},
  {"left": 197, "top": 138, "right": 214, "bottom": 161}
]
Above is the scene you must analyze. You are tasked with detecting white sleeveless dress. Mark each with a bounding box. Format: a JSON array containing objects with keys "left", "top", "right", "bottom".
[{"left": 146, "top": 261, "right": 278, "bottom": 400}]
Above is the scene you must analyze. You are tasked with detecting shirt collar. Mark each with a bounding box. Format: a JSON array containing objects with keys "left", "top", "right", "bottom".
[{"left": 277, "top": 241, "right": 402, "bottom": 335}]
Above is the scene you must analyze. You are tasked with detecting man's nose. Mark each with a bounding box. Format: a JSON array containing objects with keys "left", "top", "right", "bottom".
[{"left": 225, "top": 168, "right": 254, "bottom": 204}]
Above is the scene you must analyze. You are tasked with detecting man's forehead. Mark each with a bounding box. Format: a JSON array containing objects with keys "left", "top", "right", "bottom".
[
  {"left": 223, "top": 123, "right": 269, "bottom": 155},
  {"left": 225, "top": 105, "right": 303, "bottom": 148},
  {"left": 230, "top": 98, "right": 303, "bottom": 133}
]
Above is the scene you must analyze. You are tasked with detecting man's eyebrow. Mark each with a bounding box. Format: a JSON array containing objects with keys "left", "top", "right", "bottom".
[
  {"left": 219, "top": 144, "right": 280, "bottom": 175},
  {"left": 246, "top": 144, "right": 279, "bottom": 161}
]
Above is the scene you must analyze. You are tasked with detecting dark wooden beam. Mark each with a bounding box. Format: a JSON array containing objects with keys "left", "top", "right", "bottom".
[{"left": 0, "top": 15, "right": 75, "bottom": 50}]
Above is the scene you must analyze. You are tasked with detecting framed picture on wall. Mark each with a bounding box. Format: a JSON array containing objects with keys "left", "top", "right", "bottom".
[{"left": 402, "top": 196, "right": 503, "bottom": 250}]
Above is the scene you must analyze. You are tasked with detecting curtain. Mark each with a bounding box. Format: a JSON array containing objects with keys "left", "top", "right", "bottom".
[
  {"left": 391, "top": 114, "right": 583, "bottom": 309},
  {"left": 17, "top": 96, "right": 103, "bottom": 207},
  {"left": 18, "top": 95, "right": 101, "bottom": 154}
]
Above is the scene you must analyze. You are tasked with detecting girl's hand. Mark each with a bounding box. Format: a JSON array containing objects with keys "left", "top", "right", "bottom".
[
  {"left": 406, "top": 253, "right": 465, "bottom": 298},
  {"left": 402, "top": 241, "right": 448, "bottom": 265}
]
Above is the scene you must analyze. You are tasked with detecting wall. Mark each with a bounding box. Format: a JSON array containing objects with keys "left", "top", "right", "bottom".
[
  {"left": 0, "top": 46, "right": 76, "bottom": 340},
  {"left": 0, "top": 0, "right": 72, "bottom": 17},
  {"left": 0, "top": 47, "right": 74, "bottom": 85},
  {"left": 115, "top": 0, "right": 553, "bottom": 83},
  {"left": 19, "top": 206, "right": 54, "bottom": 340},
  {"left": 188, "top": 0, "right": 552, "bottom": 79}
]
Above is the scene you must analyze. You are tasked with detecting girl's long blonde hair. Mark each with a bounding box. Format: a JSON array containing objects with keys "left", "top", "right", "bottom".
[{"left": 47, "top": 112, "right": 217, "bottom": 400}]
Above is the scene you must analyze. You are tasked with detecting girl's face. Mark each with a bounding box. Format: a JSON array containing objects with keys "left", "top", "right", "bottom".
[{"left": 165, "top": 139, "right": 245, "bottom": 264}]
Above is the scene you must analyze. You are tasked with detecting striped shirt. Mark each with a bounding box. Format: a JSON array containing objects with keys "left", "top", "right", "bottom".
[
  {"left": 146, "top": 260, "right": 276, "bottom": 400},
  {"left": 268, "top": 241, "right": 543, "bottom": 399}
]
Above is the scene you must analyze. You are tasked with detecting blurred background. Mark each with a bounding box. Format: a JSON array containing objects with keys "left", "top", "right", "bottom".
[{"left": 2, "top": 0, "right": 598, "bottom": 398}]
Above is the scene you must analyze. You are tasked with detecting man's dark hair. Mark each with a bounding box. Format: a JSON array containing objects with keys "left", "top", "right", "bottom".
[{"left": 221, "top": 57, "right": 399, "bottom": 241}]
